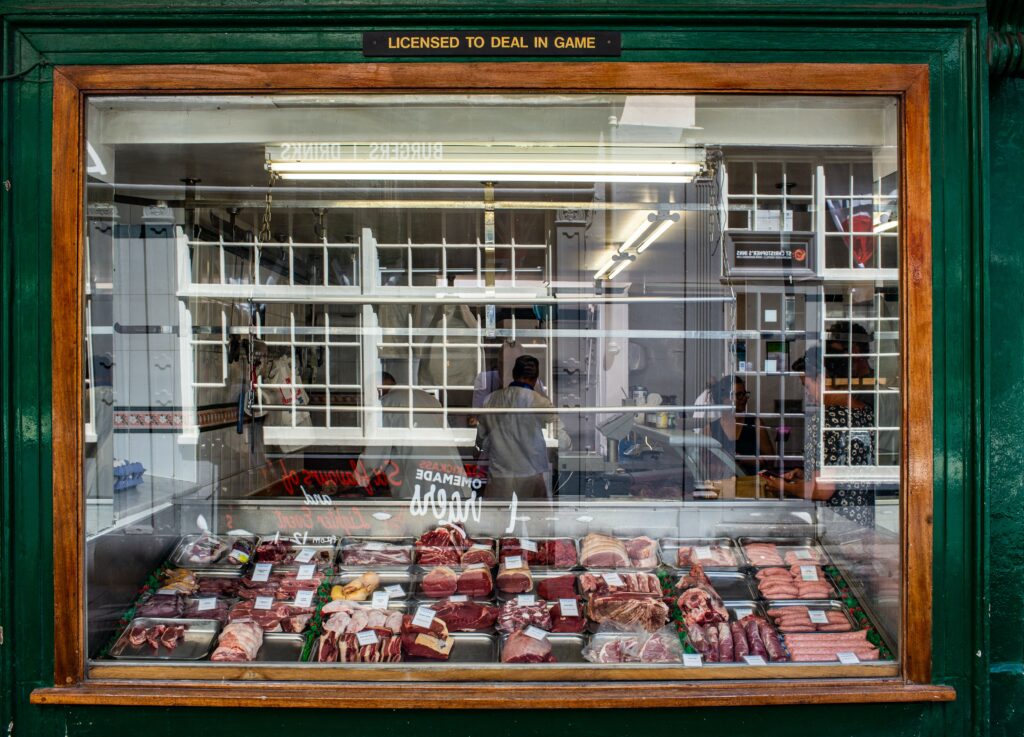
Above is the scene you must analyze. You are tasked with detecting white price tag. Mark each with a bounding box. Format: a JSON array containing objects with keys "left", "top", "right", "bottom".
[
  {"left": 734, "top": 608, "right": 753, "bottom": 619},
  {"left": 196, "top": 597, "right": 217, "bottom": 612},
  {"left": 413, "top": 606, "right": 436, "bottom": 629},
  {"left": 448, "top": 594, "right": 469, "bottom": 603},
  {"left": 464, "top": 563, "right": 487, "bottom": 571},
  {"left": 294, "top": 590, "right": 314, "bottom": 608},
  {"left": 371, "top": 590, "right": 390, "bottom": 609},
  {"left": 254, "top": 596, "right": 274, "bottom": 610},
  {"left": 470, "top": 543, "right": 490, "bottom": 551},
  {"left": 296, "top": 564, "right": 316, "bottom": 581},
  {"left": 294, "top": 547, "right": 316, "bottom": 563},
  {"left": 808, "top": 610, "right": 829, "bottom": 624},
  {"left": 800, "top": 566, "right": 819, "bottom": 581},
  {"left": 521, "top": 539, "right": 539, "bottom": 553},
  {"left": 743, "top": 655, "right": 767, "bottom": 666},
  {"left": 793, "top": 549, "right": 813, "bottom": 560},
  {"left": 682, "top": 653, "right": 703, "bottom": 667},
  {"left": 252, "top": 563, "right": 272, "bottom": 582},
  {"left": 385, "top": 584, "right": 405, "bottom": 598},
  {"left": 524, "top": 626, "right": 548, "bottom": 641},
  {"left": 505, "top": 555, "right": 524, "bottom": 570},
  {"left": 694, "top": 546, "right": 713, "bottom": 560},
  {"left": 837, "top": 651, "right": 860, "bottom": 664},
  {"left": 517, "top": 594, "right": 537, "bottom": 606},
  {"left": 603, "top": 572, "right": 624, "bottom": 587},
  {"left": 356, "top": 629, "right": 379, "bottom": 646},
  {"left": 558, "top": 598, "right": 579, "bottom": 617},
  {"left": 155, "top": 588, "right": 178, "bottom": 596}
]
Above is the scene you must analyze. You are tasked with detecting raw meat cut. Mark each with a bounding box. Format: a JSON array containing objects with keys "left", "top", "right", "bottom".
[
  {"left": 195, "top": 576, "right": 240, "bottom": 597},
  {"left": 677, "top": 544, "right": 738, "bottom": 567},
  {"left": 501, "top": 629, "right": 555, "bottom": 663},
  {"left": 321, "top": 602, "right": 403, "bottom": 635},
  {"left": 400, "top": 613, "right": 453, "bottom": 660},
  {"left": 637, "top": 630, "right": 683, "bottom": 663},
  {"left": 537, "top": 574, "right": 577, "bottom": 600},
  {"left": 181, "top": 533, "right": 228, "bottom": 564},
  {"left": 254, "top": 539, "right": 332, "bottom": 565},
  {"left": 496, "top": 560, "right": 533, "bottom": 594},
  {"left": 674, "top": 564, "right": 728, "bottom": 627},
  {"left": 415, "top": 524, "right": 469, "bottom": 565},
  {"left": 742, "top": 543, "right": 785, "bottom": 567},
  {"left": 586, "top": 592, "right": 669, "bottom": 632},
  {"left": 421, "top": 566, "right": 459, "bottom": 598},
  {"left": 580, "top": 533, "right": 630, "bottom": 568},
  {"left": 623, "top": 536, "right": 660, "bottom": 568},
  {"left": 755, "top": 566, "right": 832, "bottom": 600},
  {"left": 182, "top": 597, "right": 230, "bottom": 624},
  {"left": 135, "top": 594, "right": 184, "bottom": 618},
  {"left": 460, "top": 541, "right": 497, "bottom": 567},
  {"left": 549, "top": 598, "right": 586, "bottom": 633},
  {"left": 579, "top": 571, "right": 661, "bottom": 596},
  {"left": 228, "top": 599, "right": 314, "bottom": 633},
  {"left": 497, "top": 599, "right": 552, "bottom": 634},
  {"left": 457, "top": 566, "right": 494, "bottom": 597},
  {"left": 431, "top": 600, "right": 499, "bottom": 632},
  {"left": 315, "top": 630, "right": 404, "bottom": 663},
  {"left": 211, "top": 620, "right": 263, "bottom": 662},
  {"left": 340, "top": 541, "right": 412, "bottom": 566},
  {"left": 500, "top": 538, "right": 577, "bottom": 567}
]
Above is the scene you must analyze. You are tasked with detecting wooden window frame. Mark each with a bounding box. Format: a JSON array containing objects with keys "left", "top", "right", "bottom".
[{"left": 33, "top": 61, "right": 953, "bottom": 709}]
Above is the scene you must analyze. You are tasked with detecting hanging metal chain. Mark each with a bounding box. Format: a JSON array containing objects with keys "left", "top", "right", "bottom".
[{"left": 257, "top": 170, "right": 278, "bottom": 243}]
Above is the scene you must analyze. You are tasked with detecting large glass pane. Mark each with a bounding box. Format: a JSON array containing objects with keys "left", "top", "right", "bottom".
[{"left": 83, "top": 94, "right": 900, "bottom": 674}]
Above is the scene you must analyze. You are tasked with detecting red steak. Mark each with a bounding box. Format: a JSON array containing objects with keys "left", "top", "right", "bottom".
[
  {"left": 457, "top": 566, "right": 494, "bottom": 598},
  {"left": 501, "top": 629, "right": 556, "bottom": 663},
  {"left": 421, "top": 566, "right": 459, "bottom": 598},
  {"left": 431, "top": 600, "right": 499, "bottom": 632},
  {"left": 537, "top": 574, "right": 577, "bottom": 600}
]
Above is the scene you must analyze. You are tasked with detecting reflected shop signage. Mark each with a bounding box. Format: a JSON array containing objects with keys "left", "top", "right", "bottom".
[
  {"left": 363, "top": 31, "right": 621, "bottom": 57},
  {"left": 267, "top": 459, "right": 520, "bottom": 535}
]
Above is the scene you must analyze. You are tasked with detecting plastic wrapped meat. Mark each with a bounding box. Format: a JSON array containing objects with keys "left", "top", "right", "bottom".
[
  {"left": 181, "top": 533, "right": 229, "bottom": 564},
  {"left": 341, "top": 541, "right": 412, "bottom": 567},
  {"left": 135, "top": 594, "right": 183, "bottom": 618}
]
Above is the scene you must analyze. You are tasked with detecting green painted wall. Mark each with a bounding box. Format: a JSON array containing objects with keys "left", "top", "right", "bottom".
[
  {"left": 0, "top": 2, "right": 993, "bottom": 736},
  {"left": 987, "top": 74, "right": 1024, "bottom": 737}
]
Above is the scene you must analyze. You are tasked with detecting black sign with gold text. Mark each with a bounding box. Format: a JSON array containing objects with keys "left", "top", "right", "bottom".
[{"left": 363, "top": 31, "right": 621, "bottom": 57}]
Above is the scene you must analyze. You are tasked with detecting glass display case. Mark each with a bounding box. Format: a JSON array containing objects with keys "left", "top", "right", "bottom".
[{"left": 80, "top": 91, "right": 904, "bottom": 679}]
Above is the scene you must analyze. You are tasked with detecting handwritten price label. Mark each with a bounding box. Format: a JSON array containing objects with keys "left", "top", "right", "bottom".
[
  {"left": 294, "top": 590, "right": 314, "bottom": 608},
  {"left": 254, "top": 596, "right": 274, "bottom": 610},
  {"left": 251, "top": 563, "right": 272, "bottom": 582}
]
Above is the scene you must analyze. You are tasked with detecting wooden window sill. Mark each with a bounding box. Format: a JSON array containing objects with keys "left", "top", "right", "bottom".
[{"left": 31, "top": 679, "right": 955, "bottom": 709}]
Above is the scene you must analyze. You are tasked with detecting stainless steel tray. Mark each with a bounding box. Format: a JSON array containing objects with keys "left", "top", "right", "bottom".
[
  {"left": 338, "top": 537, "right": 415, "bottom": 568},
  {"left": 110, "top": 617, "right": 219, "bottom": 660},
  {"left": 762, "top": 599, "right": 857, "bottom": 632},
  {"left": 585, "top": 631, "right": 683, "bottom": 664},
  {"left": 498, "top": 537, "right": 581, "bottom": 570},
  {"left": 660, "top": 537, "right": 743, "bottom": 570},
  {"left": 721, "top": 600, "right": 768, "bottom": 621},
  {"left": 169, "top": 534, "right": 253, "bottom": 570},
  {"left": 253, "top": 537, "right": 336, "bottom": 566},
  {"left": 254, "top": 633, "right": 304, "bottom": 662},
  {"left": 737, "top": 537, "right": 828, "bottom": 567},
  {"left": 332, "top": 570, "right": 417, "bottom": 600},
  {"left": 676, "top": 569, "right": 757, "bottom": 601},
  {"left": 404, "top": 632, "right": 498, "bottom": 664},
  {"left": 499, "top": 632, "right": 587, "bottom": 663}
]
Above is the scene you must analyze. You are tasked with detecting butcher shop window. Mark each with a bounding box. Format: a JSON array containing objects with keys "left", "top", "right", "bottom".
[{"left": 81, "top": 92, "right": 903, "bottom": 678}]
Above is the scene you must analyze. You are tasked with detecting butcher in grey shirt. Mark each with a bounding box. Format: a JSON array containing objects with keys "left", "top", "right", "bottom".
[{"left": 474, "top": 355, "right": 560, "bottom": 500}]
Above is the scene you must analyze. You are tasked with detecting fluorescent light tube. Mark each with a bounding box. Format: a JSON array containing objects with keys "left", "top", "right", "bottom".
[
  {"left": 606, "top": 256, "right": 634, "bottom": 279},
  {"left": 269, "top": 160, "right": 701, "bottom": 175},
  {"left": 635, "top": 218, "right": 677, "bottom": 253},
  {"left": 277, "top": 172, "right": 693, "bottom": 184}
]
